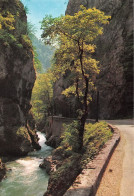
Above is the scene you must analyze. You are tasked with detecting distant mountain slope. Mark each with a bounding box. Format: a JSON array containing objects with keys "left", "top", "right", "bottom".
[{"left": 31, "top": 35, "right": 55, "bottom": 72}]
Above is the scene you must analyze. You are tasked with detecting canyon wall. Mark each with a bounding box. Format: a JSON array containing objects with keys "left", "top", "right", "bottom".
[
  {"left": 0, "top": 0, "right": 40, "bottom": 156},
  {"left": 54, "top": 0, "right": 133, "bottom": 119},
  {"left": 0, "top": 159, "right": 6, "bottom": 181}
]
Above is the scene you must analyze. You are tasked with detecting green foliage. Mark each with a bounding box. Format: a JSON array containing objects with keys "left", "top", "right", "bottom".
[
  {"left": 50, "top": 121, "right": 113, "bottom": 193},
  {"left": 16, "top": 127, "right": 30, "bottom": 139},
  {"left": 27, "top": 21, "right": 37, "bottom": 40},
  {"left": 0, "top": 10, "right": 15, "bottom": 30},
  {"left": 26, "top": 22, "right": 53, "bottom": 72},
  {"left": 82, "top": 121, "right": 113, "bottom": 163},
  {"left": 0, "top": 0, "right": 32, "bottom": 52},
  {"left": 21, "top": 34, "right": 32, "bottom": 48},
  {"left": 33, "top": 47, "right": 43, "bottom": 73},
  {"left": 0, "top": 1, "right": 44, "bottom": 71},
  {"left": 24, "top": 5, "right": 29, "bottom": 14},
  {"left": 26, "top": 22, "right": 43, "bottom": 72},
  {"left": 61, "top": 121, "right": 79, "bottom": 152},
  {"left": 41, "top": 6, "right": 110, "bottom": 120},
  {"left": 0, "top": 8, "right": 16, "bottom": 47},
  {"left": 60, "top": 121, "right": 112, "bottom": 157},
  {"left": 41, "top": 6, "right": 110, "bottom": 150},
  {"left": 31, "top": 35, "right": 55, "bottom": 72},
  {"left": 31, "top": 71, "right": 53, "bottom": 122}
]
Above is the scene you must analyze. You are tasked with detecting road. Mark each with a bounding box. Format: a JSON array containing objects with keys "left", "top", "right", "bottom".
[
  {"left": 98, "top": 119, "right": 134, "bottom": 196},
  {"left": 97, "top": 119, "right": 134, "bottom": 196},
  {"left": 107, "top": 119, "right": 134, "bottom": 196}
]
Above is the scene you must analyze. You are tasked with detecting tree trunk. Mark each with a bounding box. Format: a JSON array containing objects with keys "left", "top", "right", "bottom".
[
  {"left": 96, "top": 91, "right": 99, "bottom": 122},
  {"left": 77, "top": 41, "right": 89, "bottom": 151},
  {"left": 78, "top": 77, "right": 89, "bottom": 151},
  {"left": 78, "top": 113, "right": 88, "bottom": 151}
]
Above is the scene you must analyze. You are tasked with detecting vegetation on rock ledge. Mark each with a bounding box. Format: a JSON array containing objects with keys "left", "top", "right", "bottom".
[
  {"left": 44, "top": 121, "right": 113, "bottom": 196},
  {"left": 0, "top": 0, "right": 32, "bottom": 52}
]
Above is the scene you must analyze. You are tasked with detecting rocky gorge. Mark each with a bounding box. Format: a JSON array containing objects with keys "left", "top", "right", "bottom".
[
  {"left": 0, "top": 0, "right": 133, "bottom": 194},
  {"left": 0, "top": 0, "right": 40, "bottom": 180},
  {"left": 40, "top": 1, "right": 133, "bottom": 194}
]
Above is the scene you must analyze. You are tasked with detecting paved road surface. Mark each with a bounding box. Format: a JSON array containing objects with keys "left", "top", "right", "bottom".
[{"left": 106, "top": 119, "right": 134, "bottom": 196}]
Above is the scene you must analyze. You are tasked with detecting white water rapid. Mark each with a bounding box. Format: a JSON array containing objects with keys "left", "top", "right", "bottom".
[{"left": 0, "top": 132, "right": 53, "bottom": 196}]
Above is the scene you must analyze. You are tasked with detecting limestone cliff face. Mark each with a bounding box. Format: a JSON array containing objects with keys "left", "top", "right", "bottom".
[
  {"left": 0, "top": 0, "right": 40, "bottom": 156},
  {"left": 66, "top": 0, "right": 124, "bottom": 16},
  {"left": 56, "top": 0, "right": 133, "bottom": 119}
]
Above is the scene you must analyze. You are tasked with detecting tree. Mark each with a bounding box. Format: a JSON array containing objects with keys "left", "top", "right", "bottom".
[
  {"left": 33, "top": 47, "right": 43, "bottom": 73},
  {"left": 41, "top": 5, "right": 110, "bottom": 151},
  {"left": 31, "top": 71, "right": 53, "bottom": 122},
  {"left": 31, "top": 35, "right": 55, "bottom": 72}
]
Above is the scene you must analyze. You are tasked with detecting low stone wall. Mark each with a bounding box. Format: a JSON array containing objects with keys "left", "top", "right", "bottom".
[
  {"left": 46, "top": 116, "right": 95, "bottom": 147},
  {"left": 47, "top": 116, "right": 75, "bottom": 137},
  {"left": 64, "top": 124, "right": 120, "bottom": 196},
  {"left": 47, "top": 116, "right": 95, "bottom": 137}
]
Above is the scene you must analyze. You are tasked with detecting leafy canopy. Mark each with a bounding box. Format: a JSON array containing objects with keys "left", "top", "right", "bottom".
[
  {"left": 41, "top": 6, "right": 110, "bottom": 44},
  {"left": 41, "top": 6, "right": 110, "bottom": 150},
  {"left": 41, "top": 6, "right": 110, "bottom": 110}
]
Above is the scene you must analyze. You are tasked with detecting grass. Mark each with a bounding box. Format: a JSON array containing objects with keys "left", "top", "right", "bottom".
[
  {"left": 51, "top": 121, "right": 113, "bottom": 175},
  {"left": 82, "top": 121, "right": 113, "bottom": 166},
  {"left": 60, "top": 121, "right": 113, "bottom": 161},
  {"left": 45, "top": 121, "right": 113, "bottom": 195}
]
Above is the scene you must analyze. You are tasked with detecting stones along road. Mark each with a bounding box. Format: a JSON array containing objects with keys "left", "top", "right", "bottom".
[{"left": 97, "top": 119, "right": 134, "bottom": 196}]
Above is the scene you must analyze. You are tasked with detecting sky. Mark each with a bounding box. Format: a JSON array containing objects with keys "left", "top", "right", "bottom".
[{"left": 21, "top": 0, "right": 68, "bottom": 38}]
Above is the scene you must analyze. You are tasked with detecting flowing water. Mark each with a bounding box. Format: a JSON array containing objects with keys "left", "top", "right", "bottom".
[{"left": 0, "top": 132, "right": 53, "bottom": 196}]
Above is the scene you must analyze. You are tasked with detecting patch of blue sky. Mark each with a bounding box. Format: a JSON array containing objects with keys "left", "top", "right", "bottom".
[{"left": 21, "top": 0, "right": 68, "bottom": 38}]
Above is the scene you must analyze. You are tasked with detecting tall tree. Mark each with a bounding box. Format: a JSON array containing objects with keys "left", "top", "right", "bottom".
[
  {"left": 41, "top": 6, "right": 110, "bottom": 151},
  {"left": 31, "top": 71, "right": 53, "bottom": 122}
]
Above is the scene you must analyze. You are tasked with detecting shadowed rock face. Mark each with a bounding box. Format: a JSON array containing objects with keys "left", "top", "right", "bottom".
[
  {"left": 0, "top": 0, "right": 40, "bottom": 156},
  {"left": 66, "top": 0, "right": 124, "bottom": 16},
  {"left": 54, "top": 0, "right": 133, "bottom": 119},
  {"left": 0, "top": 159, "right": 6, "bottom": 181}
]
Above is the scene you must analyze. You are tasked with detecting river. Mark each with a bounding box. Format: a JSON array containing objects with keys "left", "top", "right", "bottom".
[{"left": 0, "top": 132, "right": 53, "bottom": 196}]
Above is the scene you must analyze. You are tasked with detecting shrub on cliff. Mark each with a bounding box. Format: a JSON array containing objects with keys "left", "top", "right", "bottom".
[{"left": 0, "top": 0, "right": 32, "bottom": 51}]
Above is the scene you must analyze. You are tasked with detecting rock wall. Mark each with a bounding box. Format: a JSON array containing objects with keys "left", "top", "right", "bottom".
[
  {"left": 45, "top": 116, "right": 95, "bottom": 148},
  {"left": 0, "top": 159, "right": 6, "bottom": 181},
  {"left": 45, "top": 116, "right": 75, "bottom": 148},
  {"left": 0, "top": 0, "right": 40, "bottom": 156},
  {"left": 54, "top": 0, "right": 133, "bottom": 119}
]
